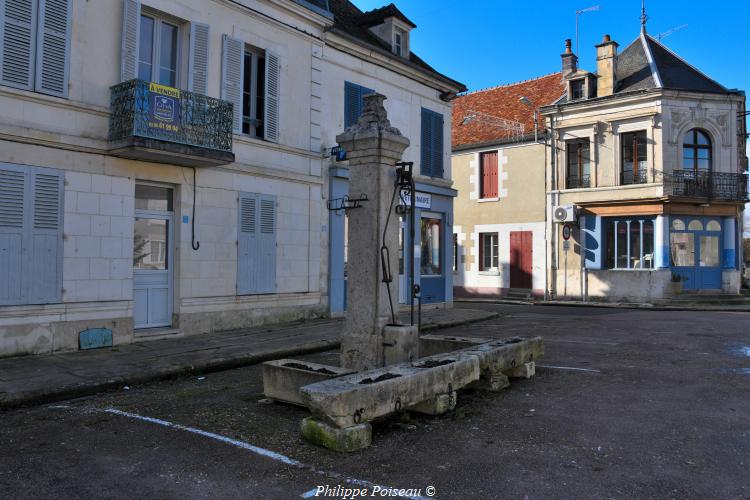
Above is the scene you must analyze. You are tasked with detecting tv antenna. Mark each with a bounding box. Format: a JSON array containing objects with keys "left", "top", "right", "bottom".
[
  {"left": 461, "top": 110, "right": 525, "bottom": 141},
  {"left": 576, "top": 5, "right": 600, "bottom": 56},
  {"left": 656, "top": 24, "right": 688, "bottom": 41}
]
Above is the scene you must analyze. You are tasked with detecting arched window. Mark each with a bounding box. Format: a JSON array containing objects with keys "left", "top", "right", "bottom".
[{"left": 682, "top": 129, "right": 712, "bottom": 174}]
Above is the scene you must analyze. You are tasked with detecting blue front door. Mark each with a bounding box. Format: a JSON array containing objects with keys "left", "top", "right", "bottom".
[{"left": 670, "top": 217, "right": 723, "bottom": 290}]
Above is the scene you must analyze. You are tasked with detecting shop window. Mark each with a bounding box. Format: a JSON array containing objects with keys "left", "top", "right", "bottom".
[
  {"left": 621, "top": 131, "right": 648, "bottom": 184},
  {"left": 605, "top": 218, "right": 655, "bottom": 269},
  {"left": 566, "top": 140, "right": 590, "bottom": 188},
  {"left": 670, "top": 232, "right": 695, "bottom": 267},
  {"left": 672, "top": 219, "right": 686, "bottom": 231},
  {"left": 688, "top": 219, "right": 703, "bottom": 231},
  {"left": 479, "top": 232, "right": 499, "bottom": 272},
  {"left": 420, "top": 217, "right": 442, "bottom": 276},
  {"left": 706, "top": 220, "right": 721, "bottom": 231}
]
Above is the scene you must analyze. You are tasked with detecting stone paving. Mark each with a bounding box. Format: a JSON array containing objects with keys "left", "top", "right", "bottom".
[{"left": 0, "top": 307, "right": 496, "bottom": 409}]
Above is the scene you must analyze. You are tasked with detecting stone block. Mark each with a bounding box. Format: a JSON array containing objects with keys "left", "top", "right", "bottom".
[
  {"left": 469, "top": 372, "right": 510, "bottom": 392},
  {"left": 301, "top": 351, "right": 480, "bottom": 428},
  {"left": 300, "top": 417, "right": 372, "bottom": 453},
  {"left": 262, "top": 359, "right": 355, "bottom": 406},
  {"left": 382, "top": 324, "right": 418, "bottom": 365},
  {"left": 461, "top": 336, "right": 544, "bottom": 377},
  {"left": 408, "top": 391, "right": 456, "bottom": 415},
  {"left": 419, "top": 334, "right": 492, "bottom": 357},
  {"left": 504, "top": 361, "right": 535, "bottom": 379}
]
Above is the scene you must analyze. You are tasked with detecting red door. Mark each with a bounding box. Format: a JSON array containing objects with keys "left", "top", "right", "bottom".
[{"left": 509, "top": 231, "right": 533, "bottom": 289}]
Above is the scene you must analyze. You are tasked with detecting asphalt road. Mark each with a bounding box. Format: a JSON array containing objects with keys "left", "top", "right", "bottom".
[{"left": 1, "top": 303, "right": 749, "bottom": 499}]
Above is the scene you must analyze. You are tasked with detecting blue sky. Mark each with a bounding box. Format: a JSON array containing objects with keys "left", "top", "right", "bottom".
[{"left": 352, "top": 0, "right": 748, "bottom": 94}]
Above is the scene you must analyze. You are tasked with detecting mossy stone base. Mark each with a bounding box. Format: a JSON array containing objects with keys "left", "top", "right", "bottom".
[
  {"left": 300, "top": 417, "right": 372, "bottom": 452},
  {"left": 470, "top": 372, "right": 510, "bottom": 392},
  {"left": 408, "top": 391, "right": 457, "bottom": 415},
  {"left": 504, "top": 361, "right": 535, "bottom": 379}
]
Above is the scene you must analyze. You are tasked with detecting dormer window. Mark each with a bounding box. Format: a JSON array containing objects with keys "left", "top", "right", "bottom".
[
  {"left": 394, "top": 31, "right": 403, "bottom": 56},
  {"left": 570, "top": 79, "right": 585, "bottom": 100}
]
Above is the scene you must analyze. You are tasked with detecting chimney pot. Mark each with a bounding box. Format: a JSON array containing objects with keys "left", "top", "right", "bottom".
[
  {"left": 602, "top": 34, "right": 611, "bottom": 43},
  {"left": 565, "top": 38, "right": 572, "bottom": 54}
]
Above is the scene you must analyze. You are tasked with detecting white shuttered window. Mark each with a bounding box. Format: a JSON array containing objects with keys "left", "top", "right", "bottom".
[{"left": 0, "top": 0, "right": 71, "bottom": 97}]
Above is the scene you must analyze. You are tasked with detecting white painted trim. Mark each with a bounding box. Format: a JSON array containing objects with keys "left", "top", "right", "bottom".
[{"left": 640, "top": 33, "right": 663, "bottom": 88}]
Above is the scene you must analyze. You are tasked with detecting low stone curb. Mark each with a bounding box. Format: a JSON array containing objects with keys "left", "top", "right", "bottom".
[
  {"left": 0, "top": 310, "right": 497, "bottom": 411},
  {"left": 456, "top": 298, "right": 750, "bottom": 313}
]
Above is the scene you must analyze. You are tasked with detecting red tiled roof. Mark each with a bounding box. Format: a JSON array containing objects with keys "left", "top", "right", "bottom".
[{"left": 452, "top": 72, "right": 565, "bottom": 149}]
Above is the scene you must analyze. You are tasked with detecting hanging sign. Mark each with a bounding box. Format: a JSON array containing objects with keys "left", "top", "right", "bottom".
[
  {"left": 400, "top": 190, "right": 432, "bottom": 209},
  {"left": 562, "top": 223, "right": 572, "bottom": 241},
  {"left": 146, "top": 83, "right": 181, "bottom": 137}
]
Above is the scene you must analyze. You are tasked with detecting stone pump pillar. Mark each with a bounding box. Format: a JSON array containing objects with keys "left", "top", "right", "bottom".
[{"left": 336, "top": 93, "right": 417, "bottom": 371}]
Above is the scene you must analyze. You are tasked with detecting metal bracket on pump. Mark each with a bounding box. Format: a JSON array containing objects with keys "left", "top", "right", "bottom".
[{"left": 394, "top": 161, "right": 420, "bottom": 330}]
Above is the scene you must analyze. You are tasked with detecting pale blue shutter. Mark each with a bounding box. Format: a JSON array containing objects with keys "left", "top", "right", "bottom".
[
  {"left": 188, "top": 21, "right": 209, "bottom": 95},
  {"left": 28, "top": 167, "right": 63, "bottom": 302},
  {"left": 257, "top": 194, "right": 276, "bottom": 293},
  {"left": 35, "top": 0, "right": 71, "bottom": 97},
  {"left": 264, "top": 49, "right": 280, "bottom": 143},
  {"left": 0, "top": 164, "right": 28, "bottom": 305},
  {"left": 120, "top": 0, "right": 140, "bottom": 82},
  {"left": 221, "top": 34, "right": 243, "bottom": 134},
  {"left": 0, "top": 0, "right": 37, "bottom": 90},
  {"left": 237, "top": 193, "right": 257, "bottom": 294}
]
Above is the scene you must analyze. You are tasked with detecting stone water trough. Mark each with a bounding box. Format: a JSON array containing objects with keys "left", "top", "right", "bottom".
[{"left": 288, "top": 335, "right": 544, "bottom": 451}]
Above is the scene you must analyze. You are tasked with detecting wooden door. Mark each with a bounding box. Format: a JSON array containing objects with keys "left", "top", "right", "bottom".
[{"left": 510, "top": 231, "right": 533, "bottom": 289}]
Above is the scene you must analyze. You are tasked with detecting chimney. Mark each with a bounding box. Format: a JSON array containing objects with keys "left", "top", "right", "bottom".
[
  {"left": 596, "top": 34, "right": 619, "bottom": 97},
  {"left": 561, "top": 39, "right": 578, "bottom": 78}
]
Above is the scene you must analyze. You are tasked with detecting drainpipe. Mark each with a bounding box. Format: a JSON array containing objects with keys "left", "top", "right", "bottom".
[{"left": 549, "top": 112, "right": 559, "bottom": 299}]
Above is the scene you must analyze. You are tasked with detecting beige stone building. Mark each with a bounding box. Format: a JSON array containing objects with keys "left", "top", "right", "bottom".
[
  {"left": 543, "top": 31, "right": 747, "bottom": 302},
  {"left": 451, "top": 74, "right": 564, "bottom": 299},
  {"left": 0, "top": 0, "right": 463, "bottom": 357}
]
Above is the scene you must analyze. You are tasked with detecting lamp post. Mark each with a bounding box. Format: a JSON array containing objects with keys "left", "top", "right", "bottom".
[{"left": 519, "top": 96, "right": 538, "bottom": 143}]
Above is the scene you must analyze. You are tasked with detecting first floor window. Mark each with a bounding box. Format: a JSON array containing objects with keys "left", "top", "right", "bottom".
[
  {"left": 566, "top": 139, "right": 590, "bottom": 189},
  {"left": 605, "top": 218, "right": 655, "bottom": 269},
  {"left": 621, "top": 131, "right": 648, "bottom": 184},
  {"left": 138, "top": 12, "right": 179, "bottom": 87},
  {"left": 420, "top": 217, "right": 442, "bottom": 276},
  {"left": 479, "top": 232, "right": 499, "bottom": 271},
  {"left": 480, "top": 151, "right": 498, "bottom": 199},
  {"left": 242, "top": 47, "right": 266, "bottom": 138}
]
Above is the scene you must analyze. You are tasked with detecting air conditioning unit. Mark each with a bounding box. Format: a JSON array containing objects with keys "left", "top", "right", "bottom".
[{"left": 553, "top": 205, "right": 577, "bottom": 223}]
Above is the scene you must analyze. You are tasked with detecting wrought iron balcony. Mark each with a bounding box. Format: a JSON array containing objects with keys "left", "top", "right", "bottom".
[
  {"left": 566, "top": 174, "right": 591, "bottom": 189},
  {"left": 664, "top": 170, "right": 749, "bottom": 202},
  {"left": 108, "top": 79, "right": 234, "bottom": 168},
  {"left": 621, "top": 168, "right": 649, "bottom": 185}
]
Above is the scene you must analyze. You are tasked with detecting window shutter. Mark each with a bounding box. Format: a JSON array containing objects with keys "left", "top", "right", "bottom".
[
  {"left": 188, "top": 21, "right": 209, "bottom": 95},
  {"left": 0, "top": 164, "right": 28, "bottom": 305},
  {"left": 35, "top": 0, "right": 71, "bottom": 97},
  {"left": 264, "top": 49, "right": 280, "bottom": 143},
  {"left": 344, "top": 82, "right": 374, "bottom": 128},
  {"left": 221, "top": 34, "right": 243, "bottom": 134},
  {"left": 120, "top": 0, "right": 140, "bottom": 82},
  {"left": 28, "top": 167, "right": 63, "bottom": 303},
  {"left": 257, "top": 194, "right": 276, "bottom": 293},
  {"left": 0, "top": 0, "right": 37, "bottom": 90},
  {"left": 432, "top": 111, "right": 444, "bottom": 178},
  {"left": 481, "top": 151, "right": 498, "bottom": 198},
  {"left": 237, "top": 193, "right": 257, "bottom": 294},
  {"left": 420, "top": 108, "right": 432, "bottom": 176}
]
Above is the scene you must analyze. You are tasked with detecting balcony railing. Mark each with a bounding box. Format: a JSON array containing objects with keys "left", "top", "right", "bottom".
[
  {"left": 664, "top": 170, "right": 749, "bottom": 201},
  {"left": 621, "top": 168, "right": 649, "bottom": 185},
  {"left": 109, "top": 79, "right": 234, "bottom": 166},
  {"left": 566, "top": 174, "right": 591, "bottom": 189}
]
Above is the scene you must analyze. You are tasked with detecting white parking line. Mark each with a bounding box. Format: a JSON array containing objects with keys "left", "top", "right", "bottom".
[
  {"left": 536, "top": 365, "right": 601, "bottom": 373},
  {"left": 545, "top": 339, "right": 619, "bottom": 346},
  {"left": 50, "top": 406, "right": 431, "bottom": 500}
]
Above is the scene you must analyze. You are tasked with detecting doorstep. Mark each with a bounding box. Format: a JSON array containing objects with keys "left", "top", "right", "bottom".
[{"left": 133, "top": 328, "right": 183, "bottom": 343}]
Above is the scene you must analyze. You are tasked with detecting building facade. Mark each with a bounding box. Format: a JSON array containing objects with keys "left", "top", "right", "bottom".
[
  {"left": 322, "top": 3, "right": 465, "bottom": 315},
  {"left": 543, "top": 32, "right": 747, "bottom": 302},
  {"left": 0, "top": 0, "right": 462, "bottom": 357},
  {"left": 451, "top": 74, "right": 564, "bottom": 299}
]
